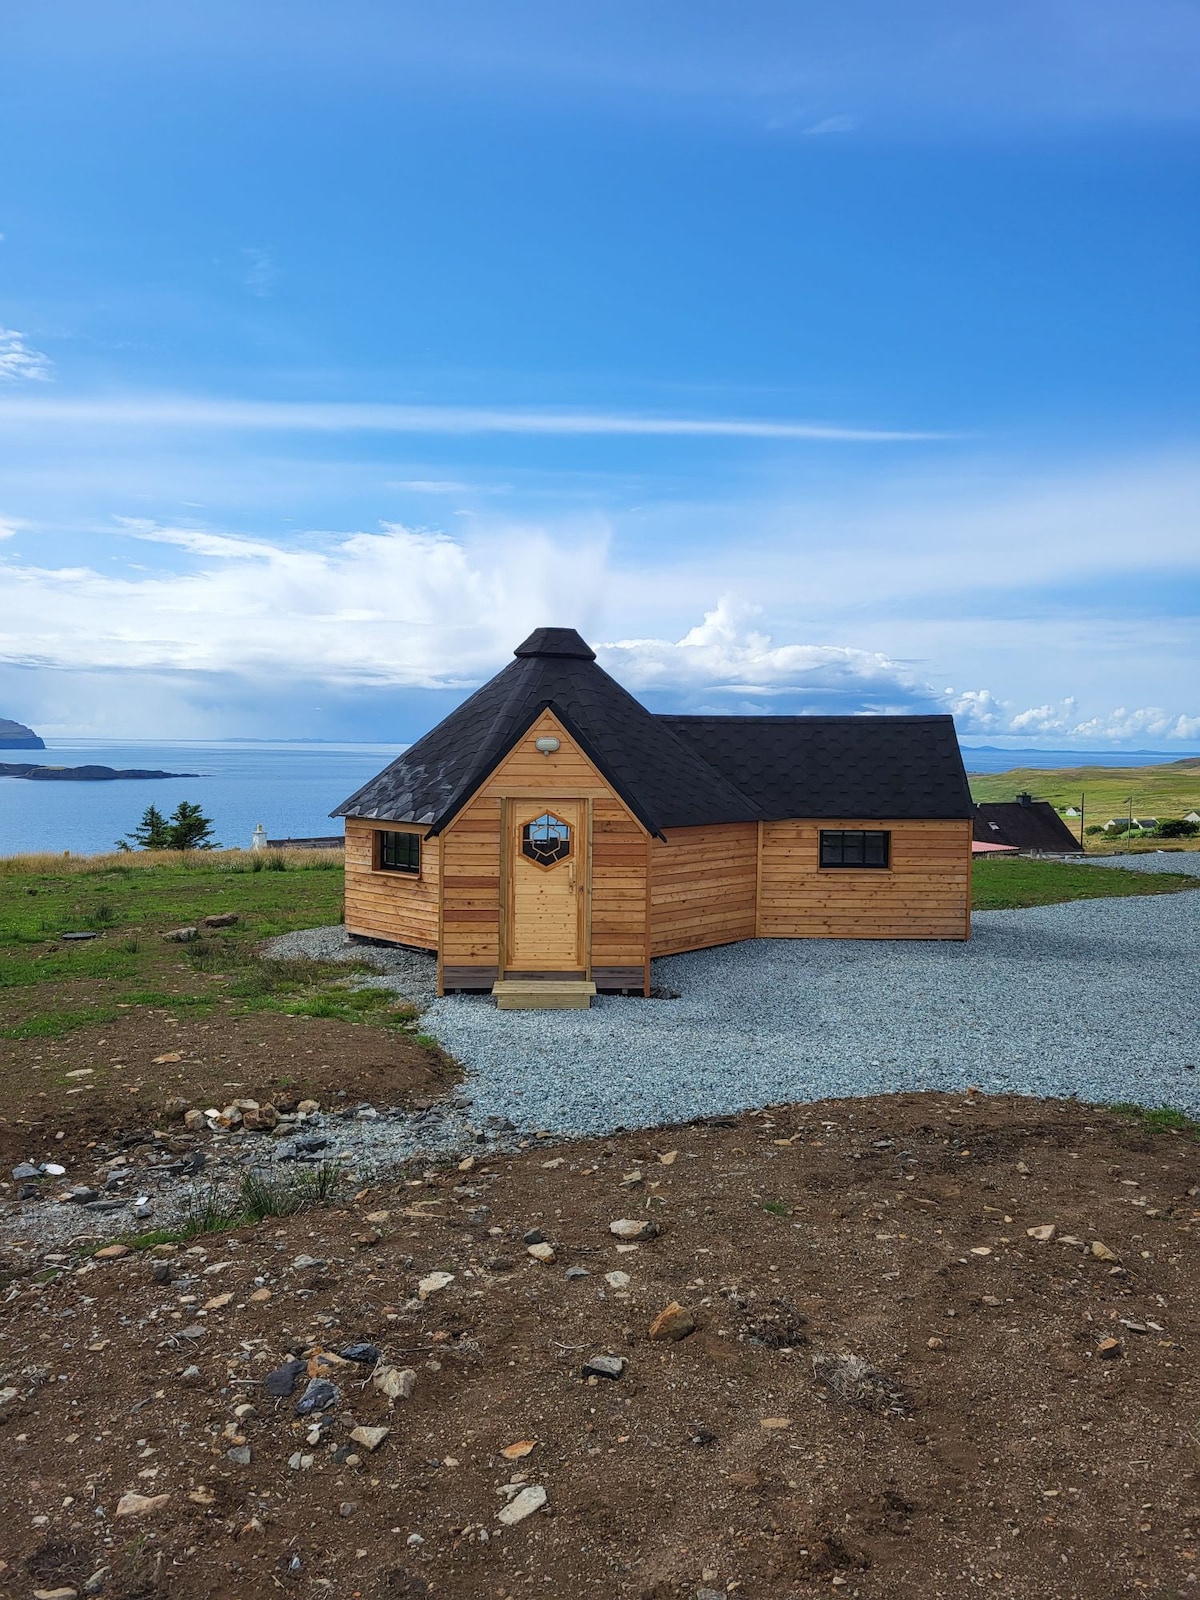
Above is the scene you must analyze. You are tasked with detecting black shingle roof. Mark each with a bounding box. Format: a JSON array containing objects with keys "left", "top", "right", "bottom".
[
  {"left": 333, "top": 629, "right": 974, "bottom": 833},
  {"left": 973, "top": 801, "right": 1081, "bottom": 853},
  {"left": 661, "top": 715, "right": 973, "bottom": 820}
]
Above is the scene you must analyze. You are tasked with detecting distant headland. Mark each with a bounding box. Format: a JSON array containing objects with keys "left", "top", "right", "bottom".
[
  {"left": 0, "top": 717, "right": 46, "bottom": 750},
  {"left": 0, "top": 763, "right": 199, "bottom": 782}
]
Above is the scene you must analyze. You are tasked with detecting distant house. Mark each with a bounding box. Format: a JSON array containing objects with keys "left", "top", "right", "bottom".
[
  {"left": 1102, "top": 817, "right": 1159, "bottom": 832},
  {"left": 973, "top": 793, "right": 1081, "bottom": 855},
  {"left": 1063, "top": 806, "right": 1080, "bottom": 816},
  {"left": 1185, "top": 811, "right": 1200, "bottom": 825}
]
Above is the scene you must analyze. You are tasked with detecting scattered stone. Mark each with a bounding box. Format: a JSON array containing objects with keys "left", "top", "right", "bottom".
[
  {"left": 1097, "top": 1337, "right": 1123, "bottom": 1359},
  {"left": 605, "top": 1271, "right": 631, "bottom": 1291},
  {"left": 339, "top": 1501, "right": 357, "bottom": 1518},
  {"left": 83, "top": 1570, "right": 109, "bottom": 1595},
  {"left": 12, "top": 1162, "right": 40, "bottom": 1180},
  {"left": 33, "top": 1588, "right": 78, "bottom": 1599},
  {"left": 927, "top": 1336, "right": 945, "bottom": 1350},
  {"left": 162, "top": 1096, "right": 191, "bottom": 1117},
  {"left": 152, "top": 1051, "right": 183, "bottom": 1064},
  {"left": 188, "top": 1487, "right": 215, "bottom": 1505},
  {"left": 372, "top": 1365, "right": 417, "bottom": 1404},
  {"left": 1026, "top": 1224, "right": 1056, "bottom": 1242},
  {"left": 523, "top": 1228, "right": 547, "bottom": 1245},
  {"left": 349, "top": 1424, "right": 391, "bottom": 1452},
  {"left": 582, "top": 1354, "right": 626, "bottom": 1381},
  {"left": 94, "top": 1244, "right": 130, "bottom": 1260},
  {"left": 264, "top": 1360, "right": 306, "bottom": 1398},
  {"left": 609, "top": 1218, "right": 660, "bottom": 1241},
  {"left": 649, "top": 1301, "right": 697, "bottom": 1342},
  {"left": 341, "top": 1342, "right": 381, "bottom": 1365},
  {"left": 295, "top": 1377, "right": 340, "bottom": 1415},
  {"left": 418, "top": 1270, "right": 454, "bottom": 1300},
  {"left": 759, "top": 1416, "right": 792, "bottom": 1429},
  {"left": 242, "top": 1102, "right": 279, "bottom": 1132},
  {"left": 497, "top": 1484, "right": 547, "bottom": 1526},
  {"left": 1091, "top": 1240, "right": 1120, "bottom": 1263},
  {"left": 202, "top": 912, "right": 239, "bottom": 927},
  {"left": 226, "top": 1445, "right": 252, "bottom": 1466},
  {"left": 501, "top": 1439, "right": 536, "bottom": 1460},
  {"left": 115, "top": 1491, "right": 172, "bottom": 1518},
  {"left": 291, "top": 1254, "right": 325, "bottom": 1270},
  {"left": 565, "top": 1266, "right": 591, "bottom": 1280},
  {"left": 65, "top": 1186, "right": 99, "bottom": 1205},
  {"left": 527, "top": 1242, "right": 556, "bottom": 1264},
  {"left": 179, "top": 1365, "right": 202, "bottom": 1386},
  {"left": 288, "top": 1452, "right": 315, "bottom": 1470},
  {"left": 161, "top": 928, "right": 198, "bottom": 943},
  {"left": 297, "top": 1098, "right": 320, "bottom": 1115},
  {"left": 969, "top": 1246, "right": 992, "bottom": 1256}
]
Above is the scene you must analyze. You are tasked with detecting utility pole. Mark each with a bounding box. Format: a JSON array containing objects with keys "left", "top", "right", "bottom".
[{"left": 1080, "top": 791, "right": 1085, "bottom": 853}]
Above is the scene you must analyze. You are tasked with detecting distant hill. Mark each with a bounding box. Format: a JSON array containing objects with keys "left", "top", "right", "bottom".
[
  {"left": 968, "top": 759, "right": 1200, "bottom": 836},
  {"left": 0, "top": 717, "right": 45, "bottom": 750}
]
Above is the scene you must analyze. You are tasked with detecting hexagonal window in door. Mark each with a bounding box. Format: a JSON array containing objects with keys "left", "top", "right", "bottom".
[{"left": 521, "top": 812, "right": 572, "bottom": 867}]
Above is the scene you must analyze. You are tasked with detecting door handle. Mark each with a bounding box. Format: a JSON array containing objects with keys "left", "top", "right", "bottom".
[{"left": 568, "top": 864, "right": 576, "bottom": 894}]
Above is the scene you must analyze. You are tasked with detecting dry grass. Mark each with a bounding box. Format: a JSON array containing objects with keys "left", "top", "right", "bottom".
[{"left": 0, "top": 846, "right": 342, "bottom": 876}]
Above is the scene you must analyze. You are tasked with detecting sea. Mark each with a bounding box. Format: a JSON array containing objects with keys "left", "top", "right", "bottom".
[{"left": 0, "top": 740, "right": 1194, "bottom": 859}]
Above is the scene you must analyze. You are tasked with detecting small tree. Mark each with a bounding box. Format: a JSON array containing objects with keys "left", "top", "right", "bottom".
[
  {"left": 1158, "top": 818, "right": 1200, "bottom": 839},
  {"left": 120, "top": 804, "right": 171, "bottom": 851},
  {"left": 166, "top": 801, "right": 217, "bottom": 850}
]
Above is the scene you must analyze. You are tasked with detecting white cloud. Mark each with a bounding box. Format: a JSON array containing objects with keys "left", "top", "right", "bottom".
[
  {"left": 599, "top": 599, "right": 925, "bottom": 708},
  {"left": 0, "top": 327, "right": 52, "bottom": 382},
  {"left": 804, "top": 114, "right": 858, "bottom": 135},
  {"left": 0, "top": 518, "right": 611, "bottom": 686},
  {"left": 0, "top": 392, "right": 943, "bottom": 443},
  {"left": 242, "top": 248, "right": 278, "bottom": 297}
]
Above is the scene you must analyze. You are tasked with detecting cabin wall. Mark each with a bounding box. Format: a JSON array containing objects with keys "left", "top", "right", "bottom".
[
  {"left": 439, "top": 710, "right": 649, "bottom": 991},
  {"left": 758, "top": 818, "right": 971, "bottom": 940},
  {"left": 649, "top": 823, "right": 759, "bottom": 957},
  {"left": 343, "top": 817, "right": 439, "bottom": 949},
  {"left": 590, "top": 797, "right": 650, "bottom": 990}
]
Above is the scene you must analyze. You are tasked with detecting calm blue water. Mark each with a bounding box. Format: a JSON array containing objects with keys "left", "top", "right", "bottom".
[
  {"left": 0, "top": 740, "right": 1193, "bottom": 857},
  {"left": 0, "top": 740, "right": 405, "bottom": 857}
]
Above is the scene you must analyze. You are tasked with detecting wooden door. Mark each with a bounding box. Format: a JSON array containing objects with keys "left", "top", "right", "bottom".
[{"left": 506, "top": 802, "right": 586, "bottom": 972}]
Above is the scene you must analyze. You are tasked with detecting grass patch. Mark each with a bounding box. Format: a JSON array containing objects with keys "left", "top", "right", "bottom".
[
  {"left": 1109, "top": 1103, "right": 1200, "bottom": 1136},
  {"left": 971, "top": 856, "right": 1200, "bottom": 911},
  {"left": 1, "top": 1004, "right": 123, "bottom": 1040},
  {"left": 112, "top": 1162, "right": 344, "bottom": 1250}
]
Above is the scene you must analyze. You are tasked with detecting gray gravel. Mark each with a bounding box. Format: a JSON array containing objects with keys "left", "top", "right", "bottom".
[
  {"left": 261, "top": 923, "right": 438, "bottom": 1005},
  {"left": 1075, "top": 851, "right": 1200, "bottom": 876},
  {"left": 421, "top": 889, "right": 1200, "bottom": 1131}
]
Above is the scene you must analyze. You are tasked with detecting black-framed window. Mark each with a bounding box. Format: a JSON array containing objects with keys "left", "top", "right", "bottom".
[
  {"left": 377, "top": 829, "right": 421, "bottom": 874},
  {"left": 819, "top": 829, "right": 890, "bottom": 869}
]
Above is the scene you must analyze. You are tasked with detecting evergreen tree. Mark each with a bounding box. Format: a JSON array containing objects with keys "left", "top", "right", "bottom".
[
  {"left": 166, "top": 801, "right": 217, "bottom": 850},
  {"left": 120, "top": 804, "right": 171, "bottom": 850}
]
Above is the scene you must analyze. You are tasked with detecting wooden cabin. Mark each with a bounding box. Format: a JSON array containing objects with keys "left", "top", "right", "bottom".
[{"left": 333, "top": 627, "right": 974, "bottom": 1004}]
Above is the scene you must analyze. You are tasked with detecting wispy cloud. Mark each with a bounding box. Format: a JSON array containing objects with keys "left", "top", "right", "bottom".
[
  {"left": 0, "top": 393, "right": 946, "bottom": 442},
  {"left": 803, "top": 114, "right": 858, "bottom": 136},
  {"left": 0, "top": 327, "right": 52, "bottom": 382},
  {"left": 242, "top": 247, "right": 278, "bottom": 297}
]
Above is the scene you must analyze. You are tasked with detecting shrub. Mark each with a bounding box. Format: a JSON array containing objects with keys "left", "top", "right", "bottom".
[{"left": 1157, "top": 819, "right": 1200, "bottom": 838}]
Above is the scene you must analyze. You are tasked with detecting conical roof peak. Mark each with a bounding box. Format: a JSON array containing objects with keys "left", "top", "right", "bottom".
[{"left": 513, "top": 627, "right": 595, "bottom": 660}]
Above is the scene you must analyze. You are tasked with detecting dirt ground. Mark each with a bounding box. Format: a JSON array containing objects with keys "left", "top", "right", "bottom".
[
  {"left": 0, "top": 1005, "right": 452, "bottom": 1172},
  {"left": 3, "top": 1091, "right": 1200, "bottom": 1600}
]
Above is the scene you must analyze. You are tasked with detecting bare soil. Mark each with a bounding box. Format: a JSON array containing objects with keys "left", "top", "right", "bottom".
[
  {"left": 0, "top": 1004, "right": 453, "bottom": 1171},
  {"left": 3, "top": 1091, "right": 1200, "bottom": 1600}
]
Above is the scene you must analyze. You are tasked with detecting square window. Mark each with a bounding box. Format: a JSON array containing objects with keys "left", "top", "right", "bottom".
[
  {"left": 378, "top": 829, "right": 421, "bottom": 874},
  {"left": 820, "top": 829, "right": 890, "bottom": 869}
]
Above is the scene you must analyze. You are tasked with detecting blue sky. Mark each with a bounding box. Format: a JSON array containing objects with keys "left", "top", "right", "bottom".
[{"left": 0, "top": 0, "right": 1197, "bottom": 746}]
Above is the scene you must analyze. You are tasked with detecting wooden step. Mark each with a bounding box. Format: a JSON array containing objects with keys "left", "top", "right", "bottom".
[{"left": 492, "top": 980, "right": 596, "bottom": 1011}]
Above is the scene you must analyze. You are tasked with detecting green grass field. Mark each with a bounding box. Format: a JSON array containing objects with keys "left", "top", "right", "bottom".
[
  {"left": 970, "top": 854, "right": 1200, "bottom": 911},
  {"left": 2, "top": 849, "right": 1197, "bottom": 1040},
  {"left": 968, "top": 756, "right": 1200, "bottom": 838}
]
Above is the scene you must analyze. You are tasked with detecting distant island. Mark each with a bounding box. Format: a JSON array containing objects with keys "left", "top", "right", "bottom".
[
  {"left": 0, "top": 717, "right": 46, "bottom": 750},
  {"left": 0, "top": 763, "right": 199, "bottom": 782}
]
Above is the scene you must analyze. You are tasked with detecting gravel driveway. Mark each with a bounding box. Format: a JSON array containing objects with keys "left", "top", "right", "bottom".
[
  {"left": 1077, "top": 850, "right": 1200, "bottom": 876},
  {"left": 421, "top": 891, "right": 1200, "bottom": 1133}
]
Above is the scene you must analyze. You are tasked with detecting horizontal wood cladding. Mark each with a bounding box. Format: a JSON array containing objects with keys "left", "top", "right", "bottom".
[
  {"left": 441, "top": 965, "right": 498, "bottom": 990},
  {"left": 440, "top": 795, "right": 503, "bottom": 970},
  {"left": 590, "top": 796, "right": 649, "bottom": 981},
  {"left": 343, "top": 818, "right": 439, "bottom": 950},
  {"left": 759, "top": 818, "right": 971, "bottom": 941},
  {"left": 649, "top": 823, "right": 758, "bottom": 957}
]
